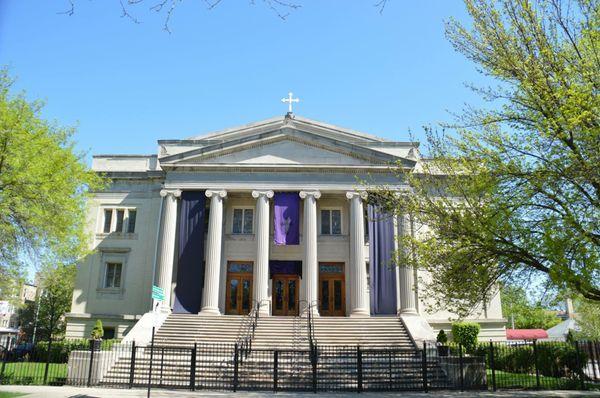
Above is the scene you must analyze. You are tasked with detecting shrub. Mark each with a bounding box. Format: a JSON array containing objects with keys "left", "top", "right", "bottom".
[
  {"left": 451, "top": 322, "right": 480, "bottom": 353},
  {"left": 34, "top": 339, "right": 120, "bottom": 363},
  {"left": 436, "top": 329, "right": 448, "bottom": 344},
  {"left": 481, "top": 341, "right": 588, "bottom": 379},
  {"left": 91, "top": 319, "right": 104, "bottom": 340},
  {"left": 536, "top": 342, "right": 588, "bottom": 378},
  {"left": 493, "top": 345, "right": 535, "bottom": 373}
]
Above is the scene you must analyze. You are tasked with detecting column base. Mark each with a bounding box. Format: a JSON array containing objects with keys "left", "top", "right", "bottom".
[
  {"left": 349, "top": 308, "right": 370, "bottom": 317},
  {"left": 198, "top": 307, "right": 221, "bottom": 316}
]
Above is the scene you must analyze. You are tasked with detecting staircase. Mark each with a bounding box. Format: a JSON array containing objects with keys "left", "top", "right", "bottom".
[
  {"left": 99, "top": 314, "right": 452, "bottom": 390},
  {"left": 312, "top": 316, "right": 415, "bottom": 348},
  {"left": 252, "top": 316, "right": 309, "bottom": 349},
  {"left": 153, "top": 314, "right": 246, "bottom": 347}
]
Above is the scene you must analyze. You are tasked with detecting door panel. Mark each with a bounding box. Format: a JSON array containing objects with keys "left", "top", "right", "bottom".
[
  {"left": 319, "top": 262, "right": 345, "bottom": 316},
  {"left": 272, "top": 275, "right": 299, "bottom": 316}
]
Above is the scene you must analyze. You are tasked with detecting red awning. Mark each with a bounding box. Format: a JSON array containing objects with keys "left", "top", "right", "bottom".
[{"left": 506, "top": 329, "right": 548, "bottom": 340}]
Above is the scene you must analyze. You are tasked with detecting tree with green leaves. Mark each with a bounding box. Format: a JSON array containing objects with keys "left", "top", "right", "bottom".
[
  {"left": 371, "top": 0, "right": 599, "bottom": 317},
  {"left": 574, "top": 298, "right": 600, "bottom": 340},
  {"left": 0, "top": 68, "right": 102, "bottom": 303},
  {"left": 91, "top": 319, "right": 104, "bottom": 340},
  {"left": 18, "top": 264, "right": 77, "bottom": 342},
  {"left": 501, "top": 285, "right": 561, "bottom": 329}
]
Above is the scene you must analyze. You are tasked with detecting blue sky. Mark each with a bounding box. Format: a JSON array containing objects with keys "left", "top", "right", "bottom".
[{"left": 0, "top": 1, "right": 486, "bottom": 160}]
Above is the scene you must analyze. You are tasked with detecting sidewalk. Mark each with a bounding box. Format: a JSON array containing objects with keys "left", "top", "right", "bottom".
[{"left": 1, "top": 386, "right": 600, "bottom": 398}]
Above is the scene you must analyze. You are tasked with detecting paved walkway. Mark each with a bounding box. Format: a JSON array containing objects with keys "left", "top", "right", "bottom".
[{"left": 1, "top": 386, "right": 600, "bottom": 398}]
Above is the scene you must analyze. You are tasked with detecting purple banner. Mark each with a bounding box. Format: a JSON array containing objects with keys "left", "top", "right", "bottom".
[
  {"left": 173, "top": 191, "right": 206, "bottom": 314},
  {"left": 274, "top": 192, "right": 300, "bottom": 245},
  {"left": 269, "top": 260, "right": 302, "bottom": 278},
  {"left": 368, "top": 204, "right": 398, "bottom": 315}
]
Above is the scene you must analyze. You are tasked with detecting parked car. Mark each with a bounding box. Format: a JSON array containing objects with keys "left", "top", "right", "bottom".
[{"left": 10, "top": 342, "right": 34, "bottom": 359}]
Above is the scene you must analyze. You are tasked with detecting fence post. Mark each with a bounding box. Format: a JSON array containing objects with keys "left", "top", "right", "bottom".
[
  {"left": 311, "top": 344, "right": 318, "bottom": 393},
  {"left": 575, "top": 341, "right": 585, "bottom": 390},
  {"left": 421, "top": 341, "right": 428, "bottom": 392},
  {"left": 273, "top": 350, "right": 278, "bottom": 392},
  {"left": 588, "top": 340, "right": 598, "bottom": 381},
  {"left": 190, "top": 343, "right": 197, "bottom": 391},
  {"left": 43, "top": 336, "right": 52, "bottom": 385},
  {"left": 489, "top": 340, "right": 496, "bottom": 391},
  {"left": 87, "top": 340, "right": 96, "bottom": 387},
  {"left": 357, "top": 346, "right": 363, "bottom": 393},
  {"left": 589, "top": 341, "right": 597, "bottom": 381},
  {"left": 129, "top": 341, "right": 136, "bottom": 388},
  {"left": 0, "top": 344, "right": 8, "bottom": 384},
  {"left": 532, "top": 340, "right": 541, "bottom": 389},
  {"left": 458, "top": 343, "right": 464, "bottom": 391},
  {"left": 233, "top": 343, "right": 239, "bottom": 392}
]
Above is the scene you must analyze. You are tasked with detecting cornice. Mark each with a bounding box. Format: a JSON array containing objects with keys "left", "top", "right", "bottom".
[{"left": 159, "top": 128, "right": 413, "bottom": 168}]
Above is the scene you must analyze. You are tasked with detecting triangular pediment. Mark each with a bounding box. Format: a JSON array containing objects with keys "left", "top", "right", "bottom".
[
  {"left": 191, "top": 138, "right": 375, "bottom": 166},
  {"left": 160, "top": 127, "right": 415, "bottom": 169}
]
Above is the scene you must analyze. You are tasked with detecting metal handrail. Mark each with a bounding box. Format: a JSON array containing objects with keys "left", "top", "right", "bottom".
[
  {"left": 236, "top": 299, "right": 267, "bottom": 359},
  {"left": 299, "top": 300, "right": 318, "bottom": 350}
]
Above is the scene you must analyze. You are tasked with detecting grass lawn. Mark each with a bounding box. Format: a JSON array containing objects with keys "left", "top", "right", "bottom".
[
  {"left": 0, "top": 362, "right": 67, "bottom": 385},
  {"left": 488, "top": 369, "right": 579, "bottom": 390},
  {"left": 0, "top": 392, "right": 28, "bottom": 398}
]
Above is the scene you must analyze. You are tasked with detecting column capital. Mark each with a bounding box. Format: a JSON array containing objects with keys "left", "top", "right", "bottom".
[
  {"left": 252, "top": 190, "right": 274, "bottom": 199},
  {"left": 205, "top": 190, "right": 227, "bottom": 199},
  {"left": 345, "top": 191, "right": 367, "bottom": 200},
  {"left": 160, "top": 189, "right": 182, "bottom": 198},
  {"left": 299, "top": 190, "right": 321, "bottom": 199}
]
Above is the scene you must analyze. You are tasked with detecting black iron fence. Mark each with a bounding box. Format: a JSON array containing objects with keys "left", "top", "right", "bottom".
[{"left": 1, "top": 338, "right": 599, "bottom": 391}]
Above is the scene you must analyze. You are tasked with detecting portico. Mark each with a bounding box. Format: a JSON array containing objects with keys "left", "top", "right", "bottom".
[{"left": 153, "top": 187, "right": 414, "bottom": 317}]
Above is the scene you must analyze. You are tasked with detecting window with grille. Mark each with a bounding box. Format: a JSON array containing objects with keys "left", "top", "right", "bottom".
[
  {"left": 104, "top": 262, "right": 122, "bottom": 288},
  {"left": 321, "top": 209, "right": 342, "bottom": 235},
  {"left": 232, "top": 208, "right": 253, "bottom": 234}
]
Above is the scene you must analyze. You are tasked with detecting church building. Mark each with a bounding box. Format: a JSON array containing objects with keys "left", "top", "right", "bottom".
[{"left": 65, "top": 111, "right": 506, "bottom": 343}]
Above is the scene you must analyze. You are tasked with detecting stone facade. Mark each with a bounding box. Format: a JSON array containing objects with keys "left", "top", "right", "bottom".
[{"left": 66, "top": 115, "right": 506, "bottom": 341}]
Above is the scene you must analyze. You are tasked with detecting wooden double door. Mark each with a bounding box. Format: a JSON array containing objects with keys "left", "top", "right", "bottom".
[
  {"left": 319, "top": 262, "right": 346, "bottom": 316},
  {"left": 272, "top": 275, "right": 299, "bottom": 316},
  {"left": 225, "top": 261, "right": 253, "bottom": 315}
]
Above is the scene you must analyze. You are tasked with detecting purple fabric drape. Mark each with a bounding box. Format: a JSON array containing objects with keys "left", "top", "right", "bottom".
[
  {"left": 269, "top": 260, "right": 302, "bottom": 278},
  {"left": 173, "top": 191, "right": 206, "bottom": 314},
  {"left": 273, "top": 192, "right": 300, "bottom": 245},
  {"left": 368, "top": 204, "right": 398, "bottom": 315}
]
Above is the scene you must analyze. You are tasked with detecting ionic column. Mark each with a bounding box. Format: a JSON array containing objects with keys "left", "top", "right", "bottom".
[
  {"left": 346, "top": 191, "right": 370, "bottom": 317},
  {"left": 199, "top": 190, "right": 227, "bottom": 316},
  {"left": 397, "top": 214, "right": 418, "bottom": 314},
  {"left": 252, "top": 190, "right": 274, "bottom": 316},
  {"left": 155, "top": 189, "right": 181, "bottom": 311},
  {"left": 299, "top": 191, "right": 321, "bottom": 316}
]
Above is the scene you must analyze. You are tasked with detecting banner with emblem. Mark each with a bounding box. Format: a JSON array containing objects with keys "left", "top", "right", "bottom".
[{"left": 273, "top": 192, "right": 300, "bottom": 245}]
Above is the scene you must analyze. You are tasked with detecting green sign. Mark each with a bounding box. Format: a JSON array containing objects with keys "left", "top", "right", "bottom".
[{"left": 152, "top": 285, "right": 165, "bottom": 302}]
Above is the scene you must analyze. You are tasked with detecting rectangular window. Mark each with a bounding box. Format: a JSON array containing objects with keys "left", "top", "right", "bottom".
[
  {"left": 126, "top": 210, "right": 137, "bottom": 233},
  {"left": 104, "top": 262, "right": 122, "bottom": 288},
  {"left": 233, "top": 208, "right": 253, "bottom": 234},
  {"left": 115, "top": 210, "right": 125, "bottom": 233},
  {"left": 321, "top": 209, "right": 342, "bottom": 235},
  {"left": 103, "top": 210, "right": 113, "bottom": 233},
  {"left": 101, "top": 207, "right": 137, "bottom": 234}
]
